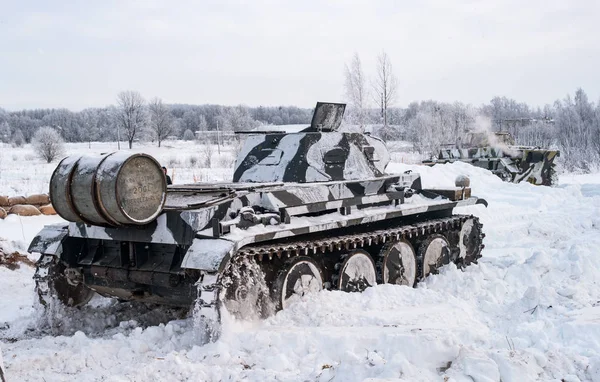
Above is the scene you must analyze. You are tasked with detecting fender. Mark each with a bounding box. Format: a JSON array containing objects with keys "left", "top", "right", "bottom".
[
  {"left": 181, "top": 238, "right": 237, "bottom": 272},
  {"left": 475, "top": 198, "right": 488, "bottom": 207},
  {"left": 28, "top": 224, "right": 68, "bottom": 256}
]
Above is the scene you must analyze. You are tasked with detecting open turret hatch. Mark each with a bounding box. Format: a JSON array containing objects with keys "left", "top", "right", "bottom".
[{"left": 303, "top": 102, "right": 346, "bottom": 132}]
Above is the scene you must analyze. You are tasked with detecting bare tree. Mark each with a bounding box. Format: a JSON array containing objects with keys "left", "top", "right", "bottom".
[
  {"left": 116, "top": 90, "right": 146, "bottom": 149},
  {"left": 32, "top": 126, "right": 65, "bottom": 163},
  {"left": 148, "top": 97, "right": 173, "bottom": 147},
  {"left": 372, "top": 51, "right": 398, "bottom": 128},
  {"left": 344, "top": 53, "right": 368, "bottom": 129}
]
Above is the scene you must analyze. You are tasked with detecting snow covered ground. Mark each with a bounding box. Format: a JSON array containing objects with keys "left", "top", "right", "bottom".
[
  {"left": 1, "top": 142, "right": 600, "bottom": 381},
  {"left": 0, "top": 140, "right": 237, "bottom": 196}
]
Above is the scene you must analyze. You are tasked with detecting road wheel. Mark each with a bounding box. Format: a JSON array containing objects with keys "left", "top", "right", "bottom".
[
  {"left": 380, "top": 240, "right": 417, "bottom": 287},
  {"left": 418, "top": 234, "right": 450, "bottom": 279},
  {"left": 337, "top": 250, "right": 377, "bottom": 292},
  {"left": 272, "top": 256, "right": 323, "bottom": 310}
]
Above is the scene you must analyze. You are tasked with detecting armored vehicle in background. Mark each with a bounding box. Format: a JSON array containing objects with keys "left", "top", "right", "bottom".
[
  {"left": 29, "top": 102, "right": 486, "bottom": 334},
  {"left": 422, "top": 131, "right": 559, "bottom": 186}
]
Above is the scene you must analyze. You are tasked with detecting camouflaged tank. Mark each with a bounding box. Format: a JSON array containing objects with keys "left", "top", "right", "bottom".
[
  {"left": 29, "top": 102, "right": 487, "bottom": 336},
  {"left": 422, "top": 132, "right": 560, "bottom": 186}
]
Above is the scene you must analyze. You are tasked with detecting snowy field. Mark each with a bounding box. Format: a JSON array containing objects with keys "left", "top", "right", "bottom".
[
  {"left": 0, "top": 140, "right": 239, "bottom": 196},
  {"left": 1, "top": 141, "right": 600, "bottom": 381}
]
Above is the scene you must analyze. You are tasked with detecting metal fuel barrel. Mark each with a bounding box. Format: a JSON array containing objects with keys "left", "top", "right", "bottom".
[
  {"left": 95, "top": 152, "right": 166, "bottom": 225},
  {"left": 49, "top": 152, "right": 166, "bottom": 226},
  {"left": 71, "top": 154, "right": 113, "bottom": 225},
  {"left": 49, "top": 155, "right": 83, "bottom": 223}
]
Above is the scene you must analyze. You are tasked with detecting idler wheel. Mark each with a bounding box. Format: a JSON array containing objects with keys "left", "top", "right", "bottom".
[
  {"left": 458, "top": 218, "right": 484, "bottom": 267},
  {"left": 273, "top": 256, "right": 323, "bottom": 310},
  {"left": 418, "top": 234, "right": 450, "bottom": 279},
  {"left": 380, "top": 240, "right": 417, "bottom": 287},
  {"left": 337, "top": 250, "right": 377, "bottom": 292}
]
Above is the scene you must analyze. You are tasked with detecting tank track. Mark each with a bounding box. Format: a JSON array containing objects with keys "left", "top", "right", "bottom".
[
  {"left": 211, "top": 214, "right": 484, "bottom": 320},
  {"left": 33, "top": 254, "right": 55, "bottom": 307},
  {"left": 237, "top": 215, "right": 482, "bottom": 260}
]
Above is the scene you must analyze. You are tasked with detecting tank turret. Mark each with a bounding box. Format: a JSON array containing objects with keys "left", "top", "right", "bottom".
[{"left": 234, "top": 102, "right": 389, "bottom": 183}]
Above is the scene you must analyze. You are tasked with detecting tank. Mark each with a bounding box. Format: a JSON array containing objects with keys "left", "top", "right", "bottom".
[
  {"left": 29, "top": 102, "right": 487, "bottom": 337},
  {"left": 422, "top": 131, "right": 560, "bottom": 186}
]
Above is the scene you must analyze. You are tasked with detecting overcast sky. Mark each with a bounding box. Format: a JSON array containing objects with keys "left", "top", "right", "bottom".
[{"left": 1, "top": 0, "right": 599, "bottom": 111}]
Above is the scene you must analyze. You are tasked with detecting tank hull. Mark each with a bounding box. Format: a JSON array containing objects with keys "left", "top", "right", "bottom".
[{"left": 30, "top": 178, "right": 485, "bottom": 311}]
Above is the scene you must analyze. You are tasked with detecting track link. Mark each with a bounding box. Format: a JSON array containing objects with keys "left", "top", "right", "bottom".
[
  {"left": 238, "top": 214, "right": 484, "bottom": 261},
  {"left": 33, "top": 254, "right": 55, "bottom": 307}
]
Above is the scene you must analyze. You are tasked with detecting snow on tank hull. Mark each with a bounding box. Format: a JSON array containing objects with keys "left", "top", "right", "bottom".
[{"left": 29, "top": 102, "right": 487, "bottom": 335}]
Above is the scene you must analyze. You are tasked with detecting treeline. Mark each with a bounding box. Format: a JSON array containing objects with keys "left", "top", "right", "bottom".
[
  {"left": 0, "top": 98, "right": 313, "bottom": 147},
  {"left": 345, "top": 88, "right": 599, "bottom": 171},
  {"left": 1, "top": 88, "right": 599, "bottom": 171}
]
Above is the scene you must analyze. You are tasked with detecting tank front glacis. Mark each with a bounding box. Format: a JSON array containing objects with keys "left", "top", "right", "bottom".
[
  {"left": 30, "top": 102, "right": 487, "bottom": 330},
  {"left": 423, "top": 131, "right": 559, "bottom": 186}
]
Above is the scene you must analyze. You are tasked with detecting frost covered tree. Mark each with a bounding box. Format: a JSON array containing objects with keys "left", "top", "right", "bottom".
[
  {"left": 116, "top": 90, "right": 146, "bottom": 149},
  {"left": 42, "top": 109, "right": 79, "bottom": 142},
  {"left": 202, "top": 141, "right": 213, "bottom": 167},
  {"left": 183, "top": 129, "right": 195, "bottom": 141},
  {"left": 344, "top": 53, "right": 368, "bottom": 129},
  {"left": 196, "top": 114, "right": 208, "bottom": 133},
  {"left": 554, "top": 89, "right": 600, "bottom": 169},
  {"left": 79, "top": 108, "right": 101, "bottom": 148},
  {"left": 0, "top": 121, "right": 10, "bottom": 143},
  {"left": 148, "top": 97, "right": 173, "bottom": 147},
  {"left": 182, "top": 109, "right": 206, "bottom": 134},
  {"left": 32, "top": 126, "right": 65, "bottom": 163},
  {"left": 410, "top": 111, "right": 437, "bottom": 154},
  {"left": 11, "top": 129, "right": 25, "bottom": 147},
  {"left": 403, "top": 101, "right": 478, "bottom": 156},
  {"left": 225, "top": 106, "right": 258, "bottom": 132},
  {"left": 372, "top": 51, "right": 398, "bottom": 128}
]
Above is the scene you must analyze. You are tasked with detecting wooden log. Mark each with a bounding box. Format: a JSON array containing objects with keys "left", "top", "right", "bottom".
[{"left": 422, "top": 187, "right": 471, "bottom": 201}]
